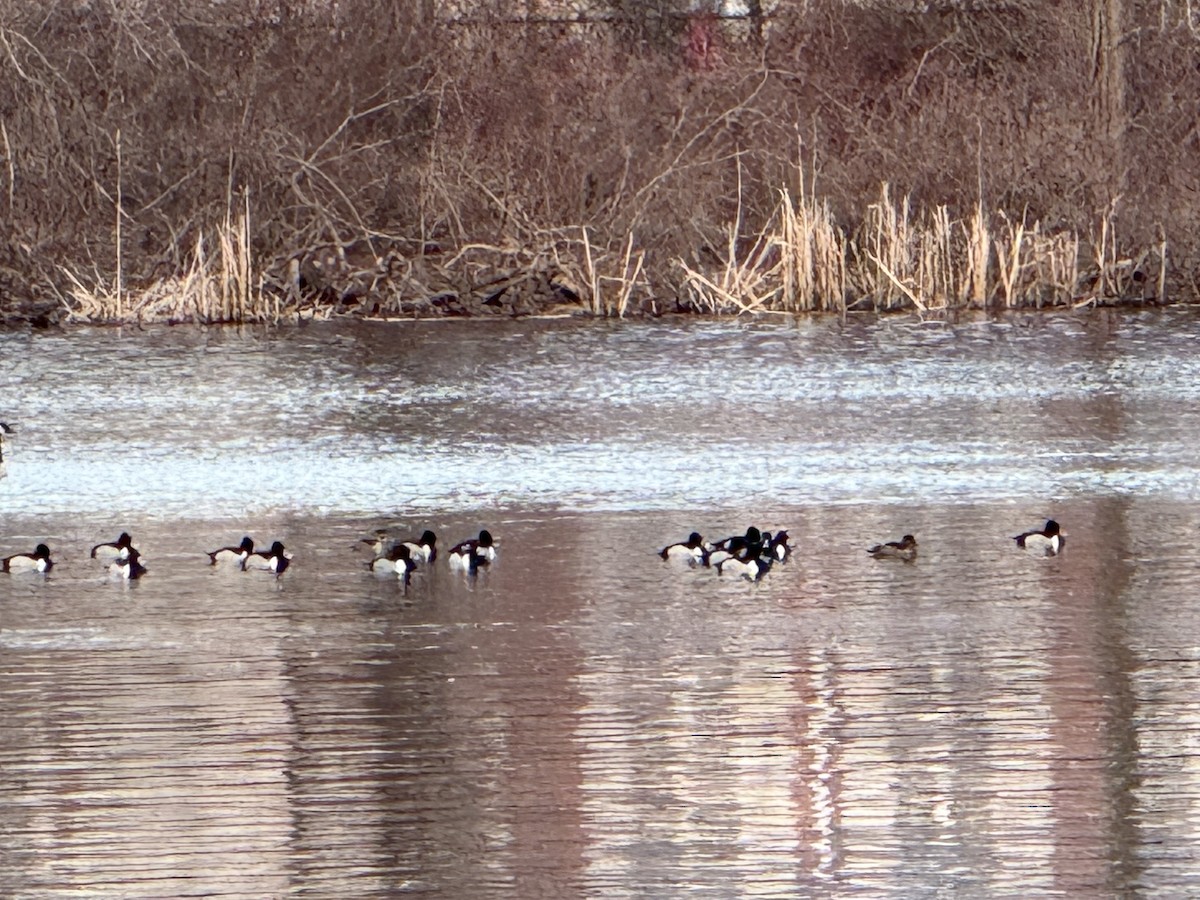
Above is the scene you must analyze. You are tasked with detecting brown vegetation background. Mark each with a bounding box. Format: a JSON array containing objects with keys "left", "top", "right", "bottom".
[{"left": 0, "top": 0, "right": 1196, "bottom": 321}]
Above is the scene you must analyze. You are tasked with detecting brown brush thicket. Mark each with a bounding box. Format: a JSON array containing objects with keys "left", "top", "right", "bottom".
[{"left": 0, "top": 0, "right": 1195, "bottom": 323}]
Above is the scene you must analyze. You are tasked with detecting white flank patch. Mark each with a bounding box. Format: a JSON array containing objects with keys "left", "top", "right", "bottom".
[
  {"left": 371, "top": 557, "right": 398, "bottom": 575},
  {"left": 663, "top": 544, "right": 702, "bottom": 564},
  {"left": 1023, "top": 533, "right": 1060, "bottom": 556},
  {"left": 707, "top": 549, "right": 733, "bottom": 567},
  {"left": 449, "top": 553, "right": 468, "bottom": 569},
  {"left": 402, "top": 542, "right": 431, "bottom": 564}
]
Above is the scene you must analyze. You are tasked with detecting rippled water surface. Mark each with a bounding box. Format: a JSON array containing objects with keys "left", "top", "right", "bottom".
[{"left": 3, "top": 311, "right": 1200, "bottom": 897}]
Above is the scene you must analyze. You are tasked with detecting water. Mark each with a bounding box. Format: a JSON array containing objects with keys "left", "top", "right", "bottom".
[{"left": 2, "top": 310, "right": 1200, "bottom": 897}]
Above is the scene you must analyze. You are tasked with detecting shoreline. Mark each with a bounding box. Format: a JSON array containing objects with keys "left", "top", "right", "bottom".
[{"left": 1, "top": 283, "right": 1180, "bottom": 331}]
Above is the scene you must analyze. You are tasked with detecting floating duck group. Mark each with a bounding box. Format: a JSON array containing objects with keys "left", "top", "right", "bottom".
[
  {"left": 0, "top": 422, "right": 1066, "bottom": 582},
  {"left": 0, "top": 527, "right": 499, "bottom": 581},
  {"left": 0, "top": 421, "right": 496, "bottom": 583},
  {"left": 0, "top": 532, "right": 293, "bottom": 579},
  {"left": 660, "top": 526, "right": 792, "bottom": 581},
  {"left": 0, "top": 513, "right": 1064, "bottom": 584},
  {"left": 365, "top": 528, "right": 496, "bottom": 580},
  {"left": 207, "top": 536, "right": 292, "bottom": 574},
  {"left": 660, "top": 518, "right": 1066, "bottom": 580}
]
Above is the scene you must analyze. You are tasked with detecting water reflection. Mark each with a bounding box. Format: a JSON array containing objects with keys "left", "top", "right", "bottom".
[{"left": 2, "top": 312, "right": 1200, "bottom": 895}]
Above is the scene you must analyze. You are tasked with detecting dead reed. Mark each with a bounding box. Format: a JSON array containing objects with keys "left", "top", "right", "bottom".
[
  {"left": 673, "top": 179, "right": 1158, "bottom": 315},
  {"left": 63, "top": 197, "right": 308, "bottom": 324},
  {"left": 59, "top": 175, "right": 1158, "bottom": 323},
  {"left": 676, "top": 167, "right": 847, "bottom": 315},
  {"left": 582, "top": 227, "right": 645, "bottom": 318}
]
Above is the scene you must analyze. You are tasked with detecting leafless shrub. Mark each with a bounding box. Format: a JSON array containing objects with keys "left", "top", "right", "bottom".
[{"left": 0, "top": 0, "right": 1189, "bottom": 322}]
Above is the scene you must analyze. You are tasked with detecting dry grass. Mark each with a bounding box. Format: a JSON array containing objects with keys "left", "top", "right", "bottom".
[
  {"left": 582, "top": 228, "right": 645, "bottom": 318},
  {"left": 776, "top": 182, "right": 847, "bottom": 313},
  {"left": 63, "top": 197, "right": 308, "bottom": 324},
  {"left": 849, "top": 187, "right": 990, "bottom": 311},
  {"left": 993, "top": 212, "right": 1081, "bottom": 309},
  {"left": 59, "top": 175, "right": 1158, "bottom": 322},
  {"left": 676, "top": 168, "right": 849, "bottom": 314},
  {"left": 671, "top": 177, "right": 1157, "bottom": 315},
  {"left": 676, "top": 224, "right": 783, "bottom": 314}
]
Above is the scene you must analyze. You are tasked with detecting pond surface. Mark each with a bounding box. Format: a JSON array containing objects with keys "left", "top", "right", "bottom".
[{"left": 2, "top": 310, "right": 1200, "bottom": 897}]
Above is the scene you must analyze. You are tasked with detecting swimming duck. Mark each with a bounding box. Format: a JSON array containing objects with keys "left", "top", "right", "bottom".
[
  {"left": 2, "top": 543, "right": 53, "bottom": 573},
  {"left": 108, "top": 549, "right": 147, "bottom": 580},
  {"left": 361, "top": 529, "right": 396, "bottom": 557},
  {"left": 398, "top": 530, "right": 438, "bottom": 565},
  {"left": 712, "top": 539, "right": 777, "bottom": 571},
  {"left": 208, "top": 536, "right": 254, "bottom": 567},
  {"left": 1014, "top": 520, "right": 1063, "bottom": 556},
  {"left": 449, "top": 530, "right": 495, "bottom": 571},
  {"left": 91, "top": 532, "right": 136, "bottom": 561},
  {"left": 660, "top": 532, "right": 709, "bottom": 565},
  {"left": 0, "top": 421, "right": 11, "bottom": 464},
  {"left": 704, "top": 527, "right": 764, "bottom": 568},
  {"left": 867, "top": 534, "right": 918, "bottom": 561},
  {"left": 370, "top": 544, "right": 416, "bottom": 578},
  {"left": 245, "top": 540, "right": 290, "bottom": 575},
  {"left": 711, "top": 526, "right": 762, "bottom": 555},
  {"left": 715, "top": 554, "right": 771, "bottom": 581},
  {"left": 763, "top": 530, "right": 791, "bottom": 562}
]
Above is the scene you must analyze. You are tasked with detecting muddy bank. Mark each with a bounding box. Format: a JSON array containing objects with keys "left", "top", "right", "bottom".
[{"left": 0, "top": 258, "right": 1166, "bottom": 329}]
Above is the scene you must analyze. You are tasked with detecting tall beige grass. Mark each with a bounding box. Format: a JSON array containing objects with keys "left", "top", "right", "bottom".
[
  {"left": 675, "top": 168, "right": 848, "bottom": 314},
  {"left": 675, "top": 223, "right": 783, "bottom": 314},
  {"left": 61, "top": 178, "right": 1158, "bottom": 323},
  {"left": 674, "top": 178, "right": 1154, "bottom": 315},
  {"left": 63, "top": 196, "right": 297, "bottom": 324},
  {"left": 582, "top": 227, "right": 645, "bottom": 318},
  {"left": 993, "top": 212, "right": 1080, "bottom": 308},
  {"left": 851, "top": 187, "right": 990, "bottom": 311},
  {"left": 775, "top": 178, "right": 847, "bottom": 312}
]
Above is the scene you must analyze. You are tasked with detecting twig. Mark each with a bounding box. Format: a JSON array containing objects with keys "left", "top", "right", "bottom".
[
  {"left": 867, "top": 251, "right": 926, "bottom": 311},
  {"left": 0, "top": 120, "right": 13, "bottom": 215},
  {"left": 627, "top": 72, "right": 769, "bottom": 229},
  {"left": 115, "top": 128, "right": 122, "bottom": 318}
]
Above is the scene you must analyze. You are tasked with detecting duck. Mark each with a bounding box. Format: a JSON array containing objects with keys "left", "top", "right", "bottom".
[
  {"left": 398, "top": 529, "right": 438, "bottom": 565},
  {"left": 245, "top": 540, "right": 290, "bottom": 574},
  {"left": 0, "top": 421, "right": 11, "bottom": 464},
  {"left": 705, "top": 527, "right": 764, "bottom": 568},
  {"left": 2, "top": 543, "right": 53, "bottom": 573},
  {"left": 449, "top": 530, "right": 495, "bottom": 571},
  {"left": 711, "top": 526, "right": 762, "bottom": 555},
  {"left": 370, "top": 544, "right": 416, "bottom": 578},
  {"left": 361, "top": 529, "right": 396, "bottom": 557},
  {"left": 108, "top": 549, "right": 147, "bottom": 580},
  {"left": 1014, "top": 520, "right": 1063, "bottom": 556},
  {"left": 208, "top": 536, "right": 254, "bottom": 567},
  {"left": 91, "top": 532, "right": 136, "bottom": 561},
  {"left": 715, "top": 554, "right": 771, "bottom": 581},
  {"left": 867, "top": 534, "right": 918, "bottom": 561},
  {"left": 762, "top": 530, "right": 791, "bottom": 562},
  {"left": 660, "top": 532, "right": 709, "bottom": 565}
]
